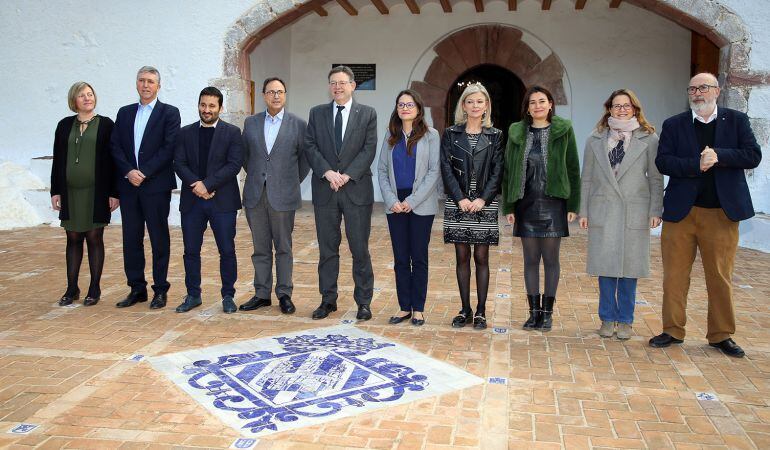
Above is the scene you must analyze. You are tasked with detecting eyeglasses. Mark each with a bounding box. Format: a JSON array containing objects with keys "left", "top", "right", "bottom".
[
  {"left": 397, "top": 102, "right": 416, "bottom": 110},
  {"left": 329, "top": 80, "right": 352, "bottom": 87},
  {"left": 687, "top": 84, "right": 718, "bottom": 95},
  {"left": 611, "top": 103, "right": 633, "bottom": 111},
  {"left": 264, "top": 90, "right": 285, "bottom": 97}
]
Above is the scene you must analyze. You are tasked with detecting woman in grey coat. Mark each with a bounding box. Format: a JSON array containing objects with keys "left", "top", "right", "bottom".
[
  {"left": 579, "top": 89, "right": 664, "bottom": 340},
  {"left": 377, "top": 89, "right": 441, "bottom": 326}
]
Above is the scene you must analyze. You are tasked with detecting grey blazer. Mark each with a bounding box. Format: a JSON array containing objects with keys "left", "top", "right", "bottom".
[
  {"left": 579, "top": 129, "right": 664, "bottom": 278},
  {"left": 377, "top": 127, "right": 441, "bottom": 216},
  {"left": 304, "top": 101, "right": 378, "bottom": 206},
  {"left": 242, "top": 111, "right": 309, "bottom": 211}
]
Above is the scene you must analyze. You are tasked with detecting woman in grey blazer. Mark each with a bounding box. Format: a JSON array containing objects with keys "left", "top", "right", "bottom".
[
  {"left": 579, "top": 89, "right": 663, "bottom": 340},
  {"left": 377, "top": 89, "right": 441, "bottom": 326}
]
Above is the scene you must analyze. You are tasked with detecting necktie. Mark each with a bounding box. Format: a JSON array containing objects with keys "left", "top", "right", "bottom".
[
  {"left": 608, "top": 137, "right": 625, "bottom": 169},
  {"left": 335, "top": 105, "right": 345, "bottom": 155}
]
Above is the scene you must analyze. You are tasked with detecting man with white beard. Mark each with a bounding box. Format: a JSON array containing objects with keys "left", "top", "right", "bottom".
[{"left": 648, "top": 73, "right": 762, "bottom": 357}]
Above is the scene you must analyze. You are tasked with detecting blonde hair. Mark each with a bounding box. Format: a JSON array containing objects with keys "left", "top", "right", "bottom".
[
  {"left": 67, "top": 82, "right": 96, "bottom": 113},
  {"left": 453, "top": 82, "right": 493, "bottom": 128},
  {"left": 595, "top": 88, "right": 655, "bottom": 134}
]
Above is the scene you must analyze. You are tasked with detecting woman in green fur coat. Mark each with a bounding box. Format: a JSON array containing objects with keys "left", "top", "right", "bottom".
[{"left": 501, "top": 86, "right": 580, "bottom": 332}]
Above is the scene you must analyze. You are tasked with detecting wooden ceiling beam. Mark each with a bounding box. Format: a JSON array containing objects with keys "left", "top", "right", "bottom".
[
  {"left": 542, "top": 0, "right": 552, "bottom": 10},
  {"left": 312, "top": 2, "right": 329, "bottom": 16},
  {"left": 336, "top": 0, "right": 358, "bottom": 15},
  {"left": 609, "top": 0, "right": 621, "bottom": 7},
  {"left": 508, "top": 0, "right": 517, "bottom": 10},
  {"left": 405, "top": 0, "right": 420, "bottom": 14},
  {"left": 440, "top": 0, "right": 452, "bottom": 12},
  {"left": 371, "top": 0, "right": 389, "bottom": 14},
  {"left": 474, "top": 0, "right": 484, "bottom": 12},
  {"left": 575, "top": 0, "right": 587, "bottom": 9}
]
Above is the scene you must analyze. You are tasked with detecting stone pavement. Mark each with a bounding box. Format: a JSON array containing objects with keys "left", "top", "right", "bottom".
[{"left": 0, "top": 204, "right": 769, "bottom": 449}]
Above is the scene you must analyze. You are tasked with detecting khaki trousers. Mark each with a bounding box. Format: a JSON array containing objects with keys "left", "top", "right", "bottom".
[{"left": 661, "top": 207, "right": 739, "bottom": 343}]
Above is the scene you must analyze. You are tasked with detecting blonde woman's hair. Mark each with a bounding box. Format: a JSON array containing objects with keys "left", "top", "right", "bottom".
[
  {"left": 67, "top": 82, "right": 96, "bottom": 113},
  {"left": 595, "top": 88, "right": 655, "bottom": 134},
  {"left": 453, "top": 82, "right": 493, "bottom": 128}
]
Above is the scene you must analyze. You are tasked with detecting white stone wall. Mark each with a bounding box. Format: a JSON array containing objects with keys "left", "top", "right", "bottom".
[{"left": 1, "top": 0, "right": 769, "bottom": 247}]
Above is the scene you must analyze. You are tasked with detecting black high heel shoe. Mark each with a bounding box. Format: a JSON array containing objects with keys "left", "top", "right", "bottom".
[
  {"left": 451, "top": 309, "right": 472, "bottom": 328},
  {"left": 473, "top": 313, "right": 487, "bottom": 330},
  {"left": 84, "top": 289, "right": 101, "bottom": 307},
  {"left": 58, "top": 288, "right": 80, "bottom": 306}
]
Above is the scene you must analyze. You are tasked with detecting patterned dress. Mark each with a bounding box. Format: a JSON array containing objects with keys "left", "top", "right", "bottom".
[{"left": 443, "top": 132, "right": 500, "bottom": 245}]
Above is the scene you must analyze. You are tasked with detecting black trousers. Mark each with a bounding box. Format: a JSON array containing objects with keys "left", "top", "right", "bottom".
[{"left": 119, "top": 190, "right": 171, "bottom": 294}]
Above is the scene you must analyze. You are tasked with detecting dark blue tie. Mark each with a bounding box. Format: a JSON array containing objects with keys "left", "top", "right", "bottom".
[{"left": 335, "top": 105, "right": 345, "bottom": 154}]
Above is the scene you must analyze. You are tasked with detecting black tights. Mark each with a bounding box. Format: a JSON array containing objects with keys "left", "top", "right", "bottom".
[
  {"left": 65, "top": 228, "right": 105, "bottom": 297},
  {"left": 521, "top": 237, "right": 561, "bottom": 297},
  {"left": 455, "top": 243, "right": 490, "bottom": 315}
]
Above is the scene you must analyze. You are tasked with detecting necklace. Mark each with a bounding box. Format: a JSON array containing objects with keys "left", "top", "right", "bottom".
[{"left": 74, "top": 115, "right": 97, "bottom": 163}]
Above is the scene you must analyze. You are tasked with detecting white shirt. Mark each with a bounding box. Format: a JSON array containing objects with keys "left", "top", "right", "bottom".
[
  {"left": 133, "top": 97, "right": 157, "bottom": 165},
  {"left": 264, "top": 109, "right": 284, "bottom": 154},
  {"left": 199, "top": 119, "right": 218, "bottom": 128},
  {"left": 692, "top": 105, "right": 718, "bottom": 124},
  {"left": 332, "top": 98, "right": 353, "bottom": 142}
]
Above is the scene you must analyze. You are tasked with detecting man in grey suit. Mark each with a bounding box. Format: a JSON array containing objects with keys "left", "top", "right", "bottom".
[
  {"left": 305, "top": 65, "right": 378, "bottom": 321},
  {"left": 240, "top": 77, "right": 309, "bottom": 314}
]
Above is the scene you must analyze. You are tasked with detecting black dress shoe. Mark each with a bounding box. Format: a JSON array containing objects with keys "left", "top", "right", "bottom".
[
  {"left": 239, "top": 296, "right": 271, "bottom": 311},
  {"left": 648, "top": 332, "right": 684, "bottom": 348},
  {"left": 389, "top": 312, "right": 412, "bottom": 324},
  {"left": 116, "top": 290, "right": 147, "bottom": 308},
  {"left": 709, "top": 338, "right": 745, "bottom": 358},
  {"left": 411, "top": 317, "right": 425, "bottom": 326},
  {"left": 356, "top": 304, "right": 372, "bottom": 321},
  {"left": 451, "top": 309, "right": 472, "bottom": 328},
  {"left": 149, "top": 293, "right": 167, "bottom": 309},
  {"left": 175, "top": 295, "right": 202, "bottom": 313},
  {"left": 83, "top": 296, "right": 99, "bottom": 307},
  {"left": 278, "top": 295, "right": 296, "bottom": 314},
  {"left": 312, "top": 302, "right": 337, "bottom": 320},
  {"left": 58, "top": 288, "right": 80, "bottom": 306},
  {"left": 222, "top": 296, "right": 237, "bottom": 314}
]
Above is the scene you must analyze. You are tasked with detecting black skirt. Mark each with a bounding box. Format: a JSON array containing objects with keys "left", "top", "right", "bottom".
[{"left": 513, "top": 126, "right": 568, "bottom": 238}]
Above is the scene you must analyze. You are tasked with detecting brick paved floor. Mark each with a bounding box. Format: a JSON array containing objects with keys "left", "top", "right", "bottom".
[{"left": 0, "top": 204, "right": 769, "bottom": 449}]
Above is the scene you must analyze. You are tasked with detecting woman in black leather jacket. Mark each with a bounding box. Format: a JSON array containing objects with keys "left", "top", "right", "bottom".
[{"left": 440, "top": 82, "right": 504, "bottom": 329}]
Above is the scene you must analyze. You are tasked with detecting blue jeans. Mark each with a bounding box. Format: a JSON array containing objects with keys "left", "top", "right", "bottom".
[
  {"left": 181, "top": 197, "right": 237, "bottom": 298},
  {"left": 598, "top": 277, "right": 637, "bottom": 324}
]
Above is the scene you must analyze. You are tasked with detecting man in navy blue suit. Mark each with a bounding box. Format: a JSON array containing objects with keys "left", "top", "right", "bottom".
[
  {"left": 111, "top": 66, "right": 181, "bottom": 309},
  {"left": 649, "top": 73, "right": 762, "bottom": 357},
  {"left": 173, "top": 87, "right": 243, "bottom": 314}
]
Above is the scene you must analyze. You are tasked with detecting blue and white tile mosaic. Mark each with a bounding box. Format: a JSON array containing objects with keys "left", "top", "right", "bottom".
[{"left": 150, "top": 325, "right": 483, "bottom": 436}]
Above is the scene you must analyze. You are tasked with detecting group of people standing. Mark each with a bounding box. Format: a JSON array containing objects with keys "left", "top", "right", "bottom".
[{"left": 51, "top": 66, "right": 760, "bottom": 358}]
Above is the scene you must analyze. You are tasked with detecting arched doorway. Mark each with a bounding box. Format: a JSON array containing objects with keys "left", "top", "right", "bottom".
[{"left": 446, "top": 64, "right": 525, "bottom": 140}]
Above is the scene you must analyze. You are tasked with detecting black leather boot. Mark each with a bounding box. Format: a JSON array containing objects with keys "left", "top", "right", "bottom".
[
  {"left": 538, "top": 296, "right": 555, "bottom": 331},
  {"left": 523, "top": 294, "right": 541, "bottom": 330}
]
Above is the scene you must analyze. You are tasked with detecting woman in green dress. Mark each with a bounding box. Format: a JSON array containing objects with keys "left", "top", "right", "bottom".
[{"left": 50, "top": 82, "right": 118, "bottom": 306}]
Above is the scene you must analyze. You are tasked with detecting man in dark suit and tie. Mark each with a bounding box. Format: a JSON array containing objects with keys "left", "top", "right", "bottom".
[
  {"left": 173, "top": 87, "right": 244, "bottom": 313},
  {"left": 304, "top": 65, "right": 378, "bottom": 321},
  {"left": 649, "top": 73, "right": 762, "bottom": 357},
  {"left": 239, "top": 77, "right": 309, "bottom": 315},
  {"left": 111, "top": 66, "right": 180, "bottom": 309}
]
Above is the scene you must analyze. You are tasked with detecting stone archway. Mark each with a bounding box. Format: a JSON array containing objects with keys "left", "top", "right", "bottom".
[
  {"left": 409, "top": 24, "right": 567, "bottom": 133},
  {"left": 214, "top": 0, "right": 760, "bottom": 127}
]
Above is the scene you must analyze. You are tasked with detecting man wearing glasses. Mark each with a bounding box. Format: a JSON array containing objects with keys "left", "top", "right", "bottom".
[
  {"left": 650, "top": 73, "right": 762, "bottom": 357},
  {"left": 240, "top": 77, "right": 309, "bottom": 315},
  {"left": 304, "top": 65, "right": 378, "bottom": 321}
]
